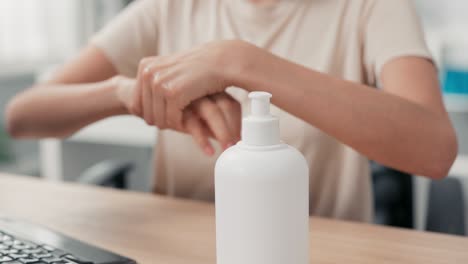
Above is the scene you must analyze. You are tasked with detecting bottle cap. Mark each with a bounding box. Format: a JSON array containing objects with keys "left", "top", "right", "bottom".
[{"left": 241, "top": 91, "right": 280, "bottom": 146}]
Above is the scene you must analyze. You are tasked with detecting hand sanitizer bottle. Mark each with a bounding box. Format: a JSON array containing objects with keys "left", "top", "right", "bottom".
[{"left": 215, "top": 91, "right": 309, "bottom": 264}]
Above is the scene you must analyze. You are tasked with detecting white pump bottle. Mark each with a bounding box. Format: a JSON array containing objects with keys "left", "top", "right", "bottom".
[{"left": 215, "top": 91, "right": 309, "bottom": 264}]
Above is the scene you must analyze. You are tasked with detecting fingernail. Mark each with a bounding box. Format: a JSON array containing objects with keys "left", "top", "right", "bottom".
[{"left": 204, "top": 146, "right": 215, "bottom": 156}]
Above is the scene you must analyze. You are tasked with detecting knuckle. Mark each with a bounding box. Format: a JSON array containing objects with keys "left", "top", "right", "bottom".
[
  {"left": 164, "top": 87, "right": 178, "bottom": 100},
  {"left": 142, "top": 67, "right": 154, "bottom": 80},
  {"left": 152, "top": 77, "right": 164, "bottom": 91},
  {"left": 141, "top": 57, "right": 154, "bottom": 65},
  {"left": 151, "top": 74, "right": 160, "bottom": 87},
  {"left": 138, "top": 58, "right": 151, "bottom": 70}
]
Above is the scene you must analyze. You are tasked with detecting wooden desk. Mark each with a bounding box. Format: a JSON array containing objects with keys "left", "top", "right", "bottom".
[{"left": 0, "top": 174, "right": 467, "bottom": 264}]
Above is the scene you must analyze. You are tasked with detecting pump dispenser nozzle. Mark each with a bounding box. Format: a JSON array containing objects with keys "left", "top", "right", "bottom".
[
  {"left": 242, "top": 92, "right": 280, "bottom": 146},
  {"left": 249, "top": 92, "right": 272, "bottom": 117}
]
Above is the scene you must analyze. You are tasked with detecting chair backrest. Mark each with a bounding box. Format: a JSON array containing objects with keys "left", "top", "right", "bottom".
[{"left": 77, "top": 160, "right": 134, "bottom": 189}]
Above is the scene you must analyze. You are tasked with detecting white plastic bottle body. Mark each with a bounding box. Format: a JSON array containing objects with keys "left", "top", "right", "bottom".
[{"left": 215, "top": 143, "right": 309, "bottom": 264}]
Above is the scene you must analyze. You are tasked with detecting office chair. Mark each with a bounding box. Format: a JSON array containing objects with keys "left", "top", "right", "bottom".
[
  {"left": 77, "top": 160, "right": 134, "bottom": 189},
  {"left": 426, "top": 177, "right": 466, "bottom": 235},
  {"left": 372, "top": 162, "right": 466, "bottom": 235},
  {"left": 372, "top": 163, "right": 413, "bottom": 228}
]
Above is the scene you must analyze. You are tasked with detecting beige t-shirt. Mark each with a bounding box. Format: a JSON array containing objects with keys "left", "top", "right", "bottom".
[{"left": 92, "top": 0, "right": 431, "bottom": 222}]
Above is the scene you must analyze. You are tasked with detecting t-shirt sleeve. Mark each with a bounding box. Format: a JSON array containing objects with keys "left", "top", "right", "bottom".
[
  {"left": 363, "top": 0, "right": 432, "bottom": 86},
  {"left": 90, "top": 0, "right": 160, "bottom": 77}
]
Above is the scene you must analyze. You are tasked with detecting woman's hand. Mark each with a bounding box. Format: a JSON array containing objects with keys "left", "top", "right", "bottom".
[
  {"left": 183, "top": 93, "right": 241, "bottom": 154},
  {"left": 114, "top": 75, "right": 241, "bottom": 155},
  {"left": 131, "top": 40, "right": 254, "bottom": 130}
]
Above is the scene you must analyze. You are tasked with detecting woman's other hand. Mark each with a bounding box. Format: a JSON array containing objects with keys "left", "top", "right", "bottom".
[
  {"left": 114, "top": 76, "right": 241, "bottom": 155},
  {"left": 183, "top": 93, "right": 241, "bottom": 155}
]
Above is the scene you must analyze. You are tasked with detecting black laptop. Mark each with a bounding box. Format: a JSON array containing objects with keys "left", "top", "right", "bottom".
[{"left": 0, "top": 217, "right": 136, "bottom": 264}]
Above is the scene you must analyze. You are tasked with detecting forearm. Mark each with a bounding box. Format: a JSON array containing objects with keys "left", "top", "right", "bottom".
[
  {"left": 6, "top": 78, "right": 127, "bottom": 138},
  {"left": 236, "top": 51, "right": 456, "bottom": 178}
]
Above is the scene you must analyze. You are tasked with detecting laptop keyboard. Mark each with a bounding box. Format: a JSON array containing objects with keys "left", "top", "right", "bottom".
[{"left": 0, "top": 231, "right": 93, "bottom": 264}]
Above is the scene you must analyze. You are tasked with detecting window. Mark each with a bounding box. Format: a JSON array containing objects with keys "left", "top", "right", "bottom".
[
  {"left": 0, "top": 0, "right": 127, "bottom": 74},
  {"left": 0, "top": 0, "right": 81, "bottom": 70},
  {"left": 413, "top": 0, "right": 468, "bottom": 27}
]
